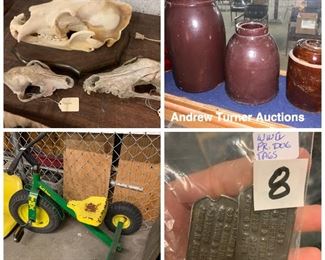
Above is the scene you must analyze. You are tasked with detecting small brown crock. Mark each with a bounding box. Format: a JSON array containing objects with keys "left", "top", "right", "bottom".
[{"left": 286, "top": 39, "right": 321, "bottom": 112}]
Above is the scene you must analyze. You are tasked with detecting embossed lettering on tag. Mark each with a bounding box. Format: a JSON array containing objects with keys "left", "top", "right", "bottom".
[
  {"left": 236, "top": 186, "right": 296, "bottom": 260},
  {"left": 187, "top": 196, "right": 238, "bottom": 260}
]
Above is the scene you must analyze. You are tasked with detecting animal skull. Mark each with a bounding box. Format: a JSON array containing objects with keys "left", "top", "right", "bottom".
[
  {"left": 4, "top": 60, "right": 74, "bottom": 102},
  {"left": 83, "top": 58, "right": 160, "bottom": 100},
  {"left": 10, "top": 0, "right": 132, "bottom": 52}
]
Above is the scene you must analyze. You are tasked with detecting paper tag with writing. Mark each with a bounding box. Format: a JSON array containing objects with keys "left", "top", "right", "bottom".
[
  {"left": 58, "top": 98, "right": 79, "bottom": 112},
  {"left": 253, "top": 159, "right": 308, "bottom": 211},
  {"left": 253, "top": 132, "right": 299, "bottom": 160}
]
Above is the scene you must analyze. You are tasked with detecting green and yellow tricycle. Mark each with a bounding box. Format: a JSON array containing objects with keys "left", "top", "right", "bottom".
[{"left": 4, "top": 133, "right": 142, "bottom": 259}]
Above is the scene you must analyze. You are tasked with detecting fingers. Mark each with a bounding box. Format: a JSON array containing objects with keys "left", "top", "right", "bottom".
[
  {"left": 298, "top": 147, "right": 310, "bottom": 159},
  {"left": 295, "top": 204, "right": 321, "bottom": 232},
  {"left": 165, "top": 186, "right": 191, "bottom": 260},
  {"left": 288, "top": 247, "right": 321, "bottom": 260},
  {"left": 167, "top": 147, "right": 310, "bottom": 205},
  {"left": 167, "top": 157, "right": 253, "bottom": 204}
]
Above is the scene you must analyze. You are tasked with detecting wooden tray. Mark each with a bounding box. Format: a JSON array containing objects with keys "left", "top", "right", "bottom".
[
  {"left": 165, "top": 70, "right": 289, "bottom": 128},
  {"left": 165, "top": 94, "right": 289, "bottom": 128}
]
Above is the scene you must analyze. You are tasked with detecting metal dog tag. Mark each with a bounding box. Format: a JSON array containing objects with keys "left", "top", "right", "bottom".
[
  {"left": 187, "top": 196, "right": 238, "bottom": 260},
  {"left": 236, "top": 186, "right": 296, "bottom": 260}
]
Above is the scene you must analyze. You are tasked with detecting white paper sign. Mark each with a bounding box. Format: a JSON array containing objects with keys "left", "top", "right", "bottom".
[
  {"left": 253, "top": 159, "right": 308, "bottom": 211},
  {"left": 253, "top": 132, "right": 299, "bottom": 160},
  {"left": 58, "top": 97, "right": 79, "bottom": 112}
]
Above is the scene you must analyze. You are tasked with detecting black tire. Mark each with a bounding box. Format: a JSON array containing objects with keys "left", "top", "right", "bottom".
[
  {"left": 9, "top": 189, "right": 62, "bottom": 233},
  {"left": 105, "top": 201, "right": 142, "bottom": 235}
]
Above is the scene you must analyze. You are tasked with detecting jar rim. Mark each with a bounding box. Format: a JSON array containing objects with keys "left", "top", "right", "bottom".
[
  {"left": 293, "top": 39, "right": 321, "bottom": 65},
  {"left": 289, "top": 49, "right": 322, "bottom": 69},
  {"left": 236, "top": 22, "right": 268, "bottom": 36},
  {"left": 166, "top": 0, "right": 216, "bottom": 7},
  {"left": 299, "top": 39, "right": 321, "bottom": 51}
]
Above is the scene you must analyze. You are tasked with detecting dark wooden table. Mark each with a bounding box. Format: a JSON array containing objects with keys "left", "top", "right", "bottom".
[{"left": 4, "top": 0, "right": 160, "bottom": 128}]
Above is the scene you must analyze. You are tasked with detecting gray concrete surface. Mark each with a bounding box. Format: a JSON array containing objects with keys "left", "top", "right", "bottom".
[{"left": 4, "top": 218, "right": 150, "bottom": 260}]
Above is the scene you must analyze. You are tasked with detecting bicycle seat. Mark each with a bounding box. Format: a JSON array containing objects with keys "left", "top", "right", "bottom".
[{"left": 67, "top": 196, "right": 108, "bottom": 226}]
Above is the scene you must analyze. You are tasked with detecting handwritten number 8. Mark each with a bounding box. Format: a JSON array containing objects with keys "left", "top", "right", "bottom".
[{"left": 268, "top": 166, "right": 290, "bottom": 200}]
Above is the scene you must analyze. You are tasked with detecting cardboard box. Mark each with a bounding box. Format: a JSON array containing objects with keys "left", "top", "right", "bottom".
[{"left": 296, "top": 12, "right": 318, "bottom": 35}]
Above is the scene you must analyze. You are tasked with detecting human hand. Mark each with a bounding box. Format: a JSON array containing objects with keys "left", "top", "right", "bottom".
[{"left": 165, "top": 149, "right": 321, "bottom": 260}]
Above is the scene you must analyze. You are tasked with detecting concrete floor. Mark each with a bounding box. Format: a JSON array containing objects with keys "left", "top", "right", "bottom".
[
  {"left": 4, "top": 218, "right": 150, "bottom": 260},
  {"left": 220, "top": 6, "right": 294, "bottom": 70}
]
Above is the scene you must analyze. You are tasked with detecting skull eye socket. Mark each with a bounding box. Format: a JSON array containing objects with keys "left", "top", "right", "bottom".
[
  {"left": 133, "top": 85, "right": 156, "bottom": 94},
  {"left": 66, "top": 31, "right": 77, "bottom": 39},
  {"left": 24, "top": 85, "right": 41, "bottom": 98},
  {"left": 30, "top": 33, "right": 40, "bottom": 37}
]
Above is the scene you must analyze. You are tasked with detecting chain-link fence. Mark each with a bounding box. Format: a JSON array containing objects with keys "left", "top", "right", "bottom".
[{"left": 4, "top": 132, "right": 160, "bottom": 225}]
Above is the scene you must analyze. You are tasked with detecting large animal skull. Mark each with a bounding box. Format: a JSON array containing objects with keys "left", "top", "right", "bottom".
[
  {"left": 83, "top": 58, "right": 160, "bottom": 100},
  {"left": 10, "top": 0, "right": 132, "bottom": 52},
  {"left": 4, "top": 60, "right": 74, "bottom": 102}
]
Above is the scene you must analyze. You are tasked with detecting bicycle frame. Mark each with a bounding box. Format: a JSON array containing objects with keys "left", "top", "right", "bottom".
[{"left": 27, "top": 172, "right": 123, "bottom": 259}]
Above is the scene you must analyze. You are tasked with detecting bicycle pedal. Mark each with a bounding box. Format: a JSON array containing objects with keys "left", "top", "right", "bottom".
[
  {"left": 13, "top": 226, "right": 25, "bottom": 243},
  {"left": 187, "top": 196, "right": 238, "bottom": 260},
  {"left": 236, "top": 186, "right": 296, "bottom": 260}
]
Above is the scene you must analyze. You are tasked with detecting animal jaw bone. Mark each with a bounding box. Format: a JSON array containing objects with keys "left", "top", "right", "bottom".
[
  {"left": 10, "top": 0, "right": 132, "bottom": 52},
  {"left": 83, "top": 58, "right": 160, "bottom": 100},
  {"left": 4, "top": 60, "right": 74, "bottom": 102}
]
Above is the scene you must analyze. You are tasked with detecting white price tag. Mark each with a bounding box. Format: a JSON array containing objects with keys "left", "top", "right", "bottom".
[
  {"left": 253, "top": 159, "right": 308, "bottom": 211},
  {"left": 58, "top": 97, "right": 79, "bottom": 112},
  {"left": 253, "top": 132, "right": 299, "bottom": 160}
]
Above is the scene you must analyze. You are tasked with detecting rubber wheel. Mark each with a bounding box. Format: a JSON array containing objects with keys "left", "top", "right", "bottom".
[
  {"left": 9, "top": 190, "right": 62, "bottom": 233},
  {"left": 105, "top": 201, "right": 142, "bottom": 235}
]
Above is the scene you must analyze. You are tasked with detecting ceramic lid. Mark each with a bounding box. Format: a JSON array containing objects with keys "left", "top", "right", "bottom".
[{"left": 293, "top": 39, "right": 321, "bottom": 65}]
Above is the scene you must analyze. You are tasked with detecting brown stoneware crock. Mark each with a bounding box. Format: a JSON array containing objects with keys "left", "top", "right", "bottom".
[
  {"left": 286, "top": 39, "right": 321, "bottom": 112},
  {"left": 166, "top": 0, "right": 226, "bottom": 92},
  {"left": 225, "top": 22, "right": 279, "bottom": 105}
]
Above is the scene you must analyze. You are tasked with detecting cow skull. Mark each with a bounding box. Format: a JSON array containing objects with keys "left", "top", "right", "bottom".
[
  {"left": 4, "top": 60, "right": 74, "bottom": 102},
  {"left": 10, "top": 0, "right": 132, "bottom": 52},
  {"left": 83, "top": 57, "right": 160, "bottom": 100}
]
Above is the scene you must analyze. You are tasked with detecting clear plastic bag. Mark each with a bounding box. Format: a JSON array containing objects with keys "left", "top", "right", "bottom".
[{"left": 165, "top": 132, "right": 320, "bottom": 260}]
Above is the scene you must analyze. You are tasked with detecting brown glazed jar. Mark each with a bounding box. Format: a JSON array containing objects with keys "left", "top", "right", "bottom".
[
  {"left": 166, "top": 0, "right": 226, "bottom": 92},
  {"left": 225, "top": 22, "right": 279, "bottom": 105},
  {"left": 286, "top": 39, "right": 321, "bottom": 112}
]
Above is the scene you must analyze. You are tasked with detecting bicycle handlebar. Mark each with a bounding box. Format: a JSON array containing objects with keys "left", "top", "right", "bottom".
[{"left": 7, "top": 133, "right": 47, "bottom": 175}]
